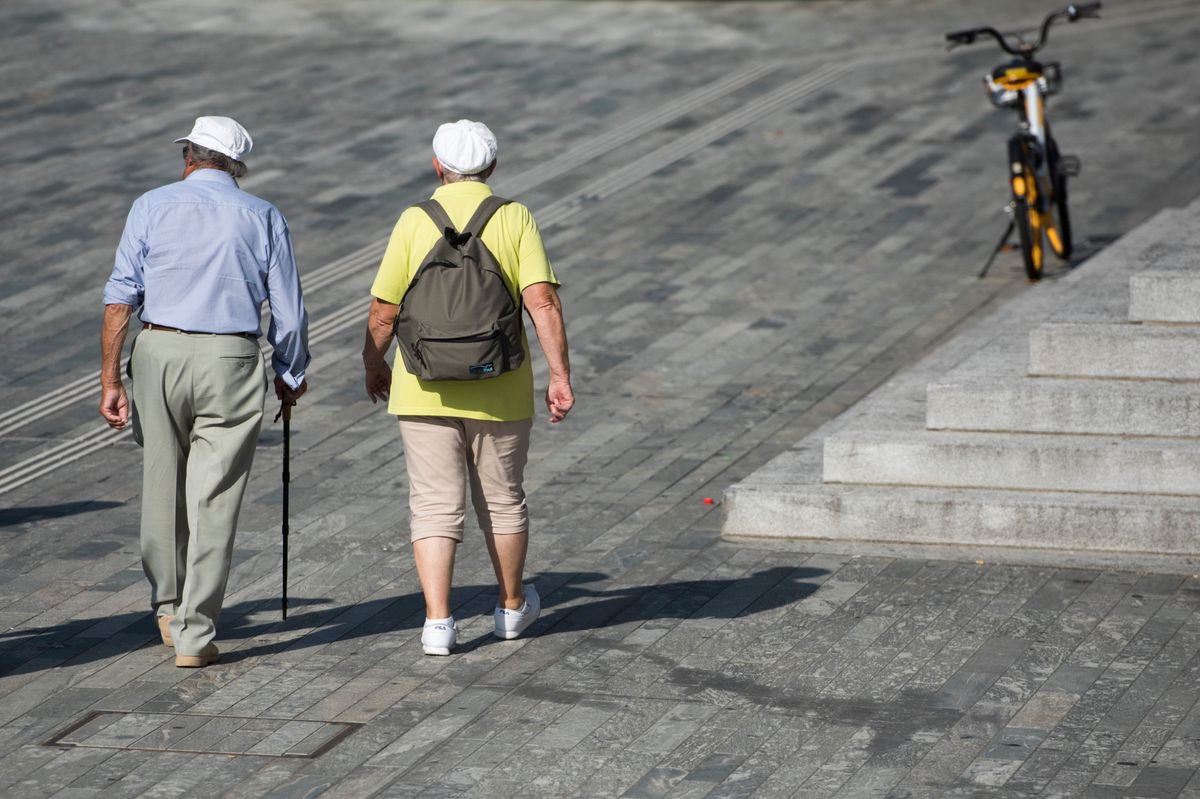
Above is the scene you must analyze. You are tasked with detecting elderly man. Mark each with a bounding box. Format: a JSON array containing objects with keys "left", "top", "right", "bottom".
[
  {"left": 363, "top": 119, "right": 573, "bottom": 655},
  {"left": 100, "top": 116, "right": 310, "bottom": 668}
]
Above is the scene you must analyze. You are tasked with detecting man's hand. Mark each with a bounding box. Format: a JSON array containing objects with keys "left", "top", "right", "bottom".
[
  {"left": 100, "top": 382, "right": 129, "bottom": 429},
  {"left": 546, "top": 378, "right": 574, "bottom": 423},
  {"left": 99, "top": 303, "right": 134, "bottom": 429},
  {"left": 274, "top": 375, "right": 308, "bottom": 404},
  {"left": 365, "top": 364, "right": 392, "bottom": 404}
]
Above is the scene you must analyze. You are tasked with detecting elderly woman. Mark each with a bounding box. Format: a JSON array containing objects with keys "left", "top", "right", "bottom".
[{"left": 362, "top": 120, "right": 574, "bottom": 655}]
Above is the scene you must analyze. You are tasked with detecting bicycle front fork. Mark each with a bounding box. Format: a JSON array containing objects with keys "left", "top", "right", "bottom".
[{"left": 1007, "top": 134, "right": 1045, "bottom": 209}]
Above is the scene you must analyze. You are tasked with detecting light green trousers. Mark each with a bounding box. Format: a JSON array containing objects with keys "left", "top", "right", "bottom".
[{"left": 131, "top": 330, "right": 266, "bottom": 656}]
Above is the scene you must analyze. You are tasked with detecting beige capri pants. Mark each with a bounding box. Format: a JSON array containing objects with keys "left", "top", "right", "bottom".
[{"left": 397, "top": 416, "right": 533, "bottom": 542}]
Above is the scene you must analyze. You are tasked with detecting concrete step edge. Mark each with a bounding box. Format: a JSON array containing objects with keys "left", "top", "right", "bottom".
[
  {"left": 1130, "top": 270, "right": 1200, "bottom": 323},
  {"left": 926, "top": 377, "right": 1200, "bottom": 435},
  {"left": 822, "top": 429, "right": 1200, "bottom": 496},
  {"left": 1030, "top": 322, "right": 1200, "bottom": 379},
  {"left": 722, "top": 481, "right": 1200, "bottom": 557}
]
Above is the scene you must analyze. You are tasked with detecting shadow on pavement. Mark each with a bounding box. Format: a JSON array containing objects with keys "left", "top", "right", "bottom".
[
  {"left": 0, "top": 566, "right": 829, "bottom": 672},
  {"left": 0, "top": 500, "right": 123, "bottom": 528},
  {"left": 0, "top": 597, "right": 330, "bottom": 678},
  {"left": 526, "top": 565, "right": 829, "bottom": 639},
  {"left": 227, "top": 566, "right": 829, "bottom": 661}
]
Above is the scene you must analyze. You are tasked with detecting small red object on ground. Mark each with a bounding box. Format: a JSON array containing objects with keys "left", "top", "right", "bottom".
[{"left": 703, "top": 497, "right": 715, "bottom": 505}]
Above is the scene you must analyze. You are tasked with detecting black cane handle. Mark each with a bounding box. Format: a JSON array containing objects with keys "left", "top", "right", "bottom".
[{"left": 273, "top": 399, "right": 295, "bottom": 424}]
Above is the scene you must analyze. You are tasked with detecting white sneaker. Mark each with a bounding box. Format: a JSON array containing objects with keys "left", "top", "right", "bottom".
[
  {"left": 421, "top": 616, "right": 457, "bottom": 656},
  {"left": 494, "top": 585, "right": 540, "bottom": 640}
]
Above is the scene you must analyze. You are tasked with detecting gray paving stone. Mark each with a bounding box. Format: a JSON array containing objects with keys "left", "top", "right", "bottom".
[
  {"left": 3, "top": 0, "right": 1200, "bottom": 797},
  {"left": 68, "top": 751, "right": 195, "bottom": 799},
  {"left": 732, "top": 719, "right": 859, "bottom": 799}
]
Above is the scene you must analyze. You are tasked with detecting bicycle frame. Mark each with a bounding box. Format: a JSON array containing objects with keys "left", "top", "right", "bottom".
[
  {"left": 1023, "top": 83, "right": 1047, "bottom": 148},
  {"left": 1010, "top": 74, "right": 1053, "bottom": 212}
]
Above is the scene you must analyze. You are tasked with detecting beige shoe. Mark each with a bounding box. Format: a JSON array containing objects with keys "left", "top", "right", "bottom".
[
  {"left": 156, "top": 615, "right": 173, "bottom": 647},
  {"left": 175, "top": 643, "right": 219, "bottom": 668}
]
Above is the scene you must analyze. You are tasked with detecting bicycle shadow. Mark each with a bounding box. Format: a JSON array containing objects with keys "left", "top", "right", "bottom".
[{"left": 1039, "top": 233, "right": 1120, "bottom": 280}]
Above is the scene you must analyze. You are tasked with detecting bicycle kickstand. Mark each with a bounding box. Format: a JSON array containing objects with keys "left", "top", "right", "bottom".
[{"left": 979, "top": 216, "right": 1016, "bottom": 279}]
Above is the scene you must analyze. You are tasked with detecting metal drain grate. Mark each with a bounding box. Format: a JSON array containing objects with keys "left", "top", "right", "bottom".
[{"left": 43, "top": 711, "right": 360, "bottom": 758}]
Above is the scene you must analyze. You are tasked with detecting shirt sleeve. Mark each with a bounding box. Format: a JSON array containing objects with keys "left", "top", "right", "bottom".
[
  {"left": 265, "top": 210, "right": 311, "bottom": 389},
  {"left": 103, "top": 198, "right": 147, "bottom": 307},
  {"left": 370, "top": 210, "right": 417, "bottom": 304},
  {"left": 513, "top": 204, "right": 559, "bottom": 291}
]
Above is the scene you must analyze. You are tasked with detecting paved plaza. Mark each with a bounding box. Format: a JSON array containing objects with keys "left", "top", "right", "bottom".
[{"left": 3, "top": 0, "right": 1200, "bottom": 796}]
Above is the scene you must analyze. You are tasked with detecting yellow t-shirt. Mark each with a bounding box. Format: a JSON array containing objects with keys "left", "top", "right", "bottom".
[{"left": 370, "top": 181, "right": 559, "bottom": 421}]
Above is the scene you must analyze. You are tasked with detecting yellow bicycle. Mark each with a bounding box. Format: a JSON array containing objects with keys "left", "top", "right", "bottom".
[{"left": 947, "top": 3, "right": 1101, "bottom": 280}]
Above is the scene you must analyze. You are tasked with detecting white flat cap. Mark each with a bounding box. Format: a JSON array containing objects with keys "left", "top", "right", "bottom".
[
  {"left": 432, "top": 119, "right": 498, "bottom": 175},
  {"left": 174, "top": 116, "right": 253, "bottom": 161}
]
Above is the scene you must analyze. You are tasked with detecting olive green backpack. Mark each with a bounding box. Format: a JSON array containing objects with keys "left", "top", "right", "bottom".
[{"left": 393, "top": 196, "right": 525, "bottom": 381}]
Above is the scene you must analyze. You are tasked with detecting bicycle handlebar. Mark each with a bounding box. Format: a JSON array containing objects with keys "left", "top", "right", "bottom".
[
  {"left": 945, "top": 2, "right": 1101, "bottom": 55},
  {"left": 945, "top": 27, "right": 1011, "bottom": 54}
]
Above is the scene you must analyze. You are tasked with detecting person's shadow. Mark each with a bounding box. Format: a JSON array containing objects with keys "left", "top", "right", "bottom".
[
  {"left": 0, "top": 597, "right": 331, "bottom": 678},
  {"left": 224, "top": 565, "right": 829, "bottom": 661},
  {"left": 0, "top": 566, "right": 828, "bottom": 674},
  {"left": 519, "top": 565, "right": 828, "bottom": 641},
  {"left": 0, "top": 500, "right": 123, "bottom": 528}
]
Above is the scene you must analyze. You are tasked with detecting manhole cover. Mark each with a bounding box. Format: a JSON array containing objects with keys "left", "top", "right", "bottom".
[{"left": 43, "top": 711, "right": 360, "bottom": 758}]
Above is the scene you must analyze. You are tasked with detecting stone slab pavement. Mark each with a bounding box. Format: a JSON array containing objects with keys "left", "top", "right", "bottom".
[{"left": 2, "top": 0, "right": 1200, "bottom": 796}]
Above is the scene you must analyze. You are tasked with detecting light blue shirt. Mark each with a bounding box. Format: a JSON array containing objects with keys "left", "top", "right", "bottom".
[{"left": 103, "top": 168, "right": 310, "bottom": 388}]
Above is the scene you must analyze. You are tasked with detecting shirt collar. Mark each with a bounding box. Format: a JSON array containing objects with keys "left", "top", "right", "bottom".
[
  {"left": 185, "top": 168, "right": 238, "bottom": 187},
  {"left": 431, "top": 181, "right": 493, "bottom": 201}
]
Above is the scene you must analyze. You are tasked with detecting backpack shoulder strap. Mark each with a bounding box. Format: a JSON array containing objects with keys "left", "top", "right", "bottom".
[
  {"left": 413, "top": 199, "right": 456, "bottom": 234},
  {"left": 462, "top": 195, "right": 512, "bottom": 238}
]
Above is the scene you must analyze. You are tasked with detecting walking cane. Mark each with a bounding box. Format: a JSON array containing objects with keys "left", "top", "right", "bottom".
[{"left": 275, "top": 400, "right": 295, "bottom": 620}]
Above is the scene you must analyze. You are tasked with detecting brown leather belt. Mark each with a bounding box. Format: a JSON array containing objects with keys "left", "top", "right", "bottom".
[{"left": 144, "top": 323, "right": 258, "bottom": 341}]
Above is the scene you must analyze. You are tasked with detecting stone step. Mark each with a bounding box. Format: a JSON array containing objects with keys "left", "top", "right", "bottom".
[
  {"left": 1129, "top": 270, "right": 1200, "bottom": 323},
  {"left": 722, "top": 481, "right": 1200, "bottom": 557},
  {"left": 823, "top": 429, "right": 1200, "bottom": 496},
  {"left": 1029, "top": 323, "right": 1200, "bottom": 380},
  {"left": 926, "top": 376, "right": 1200, "bottom": 437}
]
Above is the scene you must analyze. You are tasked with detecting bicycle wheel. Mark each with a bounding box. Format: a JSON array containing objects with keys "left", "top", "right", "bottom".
[
  {"left": 1010, "top": 153, "right": 1044, "bottom": 280},
  {"left": 1044, "top": 133, "right": 1073, "bottom": 260}
]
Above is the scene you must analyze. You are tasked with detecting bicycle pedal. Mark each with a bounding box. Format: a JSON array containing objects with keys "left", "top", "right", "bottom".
[{"left": 1058, "top": 155, "right": 1081, "bottom": 177}]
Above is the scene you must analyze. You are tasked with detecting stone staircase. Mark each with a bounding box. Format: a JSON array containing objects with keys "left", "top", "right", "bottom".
[{"left": 723, "top": 201, "right": 1200, "bottom": 562}]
